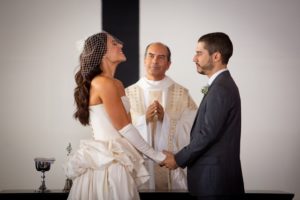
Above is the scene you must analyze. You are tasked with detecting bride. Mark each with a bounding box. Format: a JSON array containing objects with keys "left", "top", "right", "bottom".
[{"left": 64, "top": 32, "right": 166, "bottom": 200}]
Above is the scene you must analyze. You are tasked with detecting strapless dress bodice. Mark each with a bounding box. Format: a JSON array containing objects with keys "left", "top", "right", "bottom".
[
  {"left": 89, "top": 96, "right": 130, "bottom": 141},
  {"left": 64, "top": 96, "right": 149, "bottom": 200}
]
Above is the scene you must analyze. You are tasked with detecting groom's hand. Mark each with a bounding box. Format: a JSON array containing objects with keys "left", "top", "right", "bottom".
[{"left": 162, "top": 150, "right": 178, "bottom": 170}]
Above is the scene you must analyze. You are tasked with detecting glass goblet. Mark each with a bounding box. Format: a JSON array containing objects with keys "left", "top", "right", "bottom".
[{"left": 34, "top": 157, "right": 55, "bottom": 192}]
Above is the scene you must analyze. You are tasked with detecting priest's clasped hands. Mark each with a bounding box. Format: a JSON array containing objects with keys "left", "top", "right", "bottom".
[
  {"left": 146, "top": 100, "right": 164, "bottom": 123},
  {"left": 160, "top": 150, "right": 178, "bottom": 170}
]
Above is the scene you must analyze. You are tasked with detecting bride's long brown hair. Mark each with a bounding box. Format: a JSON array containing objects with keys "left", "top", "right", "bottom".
[{"left": 73, "top": 32, "right": 108, "bottom": 125}]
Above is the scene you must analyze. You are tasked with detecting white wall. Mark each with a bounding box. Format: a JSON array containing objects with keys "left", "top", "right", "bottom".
[
  {"left": 0, "top": 0, "right": 100, "bottom": 190},
  {"left": 0, "top": 0, "right": 299, "bottom": 199},
  {"left": 140, "top": 0, "right": 300, "bottom": 199}
]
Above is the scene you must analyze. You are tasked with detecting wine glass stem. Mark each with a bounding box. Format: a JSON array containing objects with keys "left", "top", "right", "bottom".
[{"left": 40, "top": 172, "right": 46, "bottom": 191}]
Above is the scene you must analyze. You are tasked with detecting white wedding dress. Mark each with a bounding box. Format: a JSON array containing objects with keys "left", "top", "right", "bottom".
[{"left": 64, "top": 96, "right": 149, "bottom": 200}]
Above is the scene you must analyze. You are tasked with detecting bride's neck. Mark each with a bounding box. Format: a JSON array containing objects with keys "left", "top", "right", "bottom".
[{"left": 101, "top": 63, "right": 117, "bottom": 78}]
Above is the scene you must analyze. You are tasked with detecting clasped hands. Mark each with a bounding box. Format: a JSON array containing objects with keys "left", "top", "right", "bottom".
[
  {"left": 146, "top": 101, "right": 164, "bottom": 123},
  {"left": 145, "top": 102, "right": 177, "bottom": 169},
  {"left": 160, "top": 150, "right": 178, "bottom": 170}
]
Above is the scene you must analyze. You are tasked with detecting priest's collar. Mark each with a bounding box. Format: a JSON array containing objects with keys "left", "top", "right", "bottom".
[{"left": 138, "top": 76, "right": 174, "bottom": 89}]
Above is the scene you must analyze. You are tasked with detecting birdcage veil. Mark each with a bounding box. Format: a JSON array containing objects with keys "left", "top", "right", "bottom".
[
  {"left": 79, "top": 32, "right": 107, "bottom": 79},
  {"left": 79, "top": 31, "right": 124, "bottom": 80}
]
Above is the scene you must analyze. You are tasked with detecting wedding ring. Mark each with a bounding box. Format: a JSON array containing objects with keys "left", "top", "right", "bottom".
[{"left": 154, "top": 109, "right": 157, "bottom": 113}]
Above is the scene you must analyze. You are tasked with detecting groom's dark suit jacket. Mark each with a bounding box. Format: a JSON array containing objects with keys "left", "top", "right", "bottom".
[{"left": 175, "top": 71, "right": 244, "bottom": 197}]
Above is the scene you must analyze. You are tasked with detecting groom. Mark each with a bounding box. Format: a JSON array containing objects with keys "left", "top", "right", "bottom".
[{"left": 163, "top": 32, "right": 244, "bottom": 200}]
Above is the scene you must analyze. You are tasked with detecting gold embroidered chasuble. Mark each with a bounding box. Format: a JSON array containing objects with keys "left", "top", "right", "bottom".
[{"left": 126, "top": 77, "right": 197, "bottom": 190}]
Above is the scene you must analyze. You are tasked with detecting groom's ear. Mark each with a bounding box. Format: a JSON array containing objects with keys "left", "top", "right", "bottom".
[{"left": 212, "top": 51, "right": 222, "bottom": 63}]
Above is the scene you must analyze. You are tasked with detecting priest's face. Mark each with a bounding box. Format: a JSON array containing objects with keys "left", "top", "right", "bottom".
[{"left": 144, "top": 43, "right": 171, "bottom": 81}]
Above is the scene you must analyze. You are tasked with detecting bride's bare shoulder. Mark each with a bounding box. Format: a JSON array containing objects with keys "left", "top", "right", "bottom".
[{"left": 91, "top": 76, "right": 118, "bottom": 92}]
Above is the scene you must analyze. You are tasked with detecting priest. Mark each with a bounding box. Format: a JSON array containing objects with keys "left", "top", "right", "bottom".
[{"left": 126, "top": 42, "right": 197, "bottom": 191}]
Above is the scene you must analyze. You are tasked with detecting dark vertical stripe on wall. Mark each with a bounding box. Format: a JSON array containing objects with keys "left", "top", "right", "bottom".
[{"left": 102, "top": 0, "right": 139, "bottom": 87}]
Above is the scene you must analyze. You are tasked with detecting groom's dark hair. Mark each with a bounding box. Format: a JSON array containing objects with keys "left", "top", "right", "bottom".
[{"left": 198, "top": 32, "right": 233, "bottom": 64}]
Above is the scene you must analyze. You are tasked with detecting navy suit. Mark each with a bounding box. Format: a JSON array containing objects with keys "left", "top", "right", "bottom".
[{"left": 175, "top": 71, "right": 244, "bottom": 198}]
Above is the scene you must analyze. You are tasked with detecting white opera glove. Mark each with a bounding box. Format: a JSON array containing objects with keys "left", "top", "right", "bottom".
[{"left": 119, "top": 124, "right": 166, "bottom": 163}]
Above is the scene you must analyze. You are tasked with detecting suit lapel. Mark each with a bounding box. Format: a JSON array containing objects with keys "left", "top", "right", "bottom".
[
  {"left": 190, "top": 91, "right": 208, "bottom": 133},
  {"left": 190, "top": 71, "right": 231, "bottom": 134}
]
